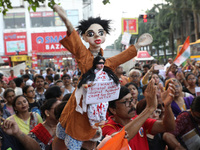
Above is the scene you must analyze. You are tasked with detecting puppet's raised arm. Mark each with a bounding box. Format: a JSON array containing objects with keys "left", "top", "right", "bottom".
[
  {"left": 105, "top": 33, "right": 153, "bottom": 70},
  {"left": 53, "top": 4, "right": 73, "bottom": 34}
]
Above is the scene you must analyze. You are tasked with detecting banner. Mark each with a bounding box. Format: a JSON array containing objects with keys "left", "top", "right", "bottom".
[
  {"left": 4, "top": 32, "right": 28, "bottom": 55},
  {"left": 86, "top": 81, "right": 120, "bottom": 104},
  {"left": 121, "top": 18, "right": 138, "bottom": 35},
  {"left": 31, "top": 32, "right": 67, "bottom": 53}
]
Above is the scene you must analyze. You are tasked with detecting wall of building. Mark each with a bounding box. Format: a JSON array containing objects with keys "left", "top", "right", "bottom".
[{"left": 0, "top": 0, "right": 95, "bottom": 69}]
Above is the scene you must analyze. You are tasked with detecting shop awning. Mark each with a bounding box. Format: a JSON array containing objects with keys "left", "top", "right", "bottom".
[
  {"left": 36, "top": 51, "right": 71, "bottom": 56},
  {"left": 135, "top": 51, "right": 154, "bottom": 61}
]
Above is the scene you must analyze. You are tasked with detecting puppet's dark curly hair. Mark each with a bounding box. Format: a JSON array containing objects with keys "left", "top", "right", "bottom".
[
  {"left": 78, "top": 55, "right": 119, "bottom": 88},
  {"left": 76, "top": 17, "right": 111, "bottom": 35}
]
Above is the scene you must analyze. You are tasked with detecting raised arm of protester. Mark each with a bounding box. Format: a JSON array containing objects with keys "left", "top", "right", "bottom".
[
  {"left": 1, "top": 118, "right": 41, "bottom": 150},
  {"left": 142, "top": 64, "right": 155, "bottom": 85}
]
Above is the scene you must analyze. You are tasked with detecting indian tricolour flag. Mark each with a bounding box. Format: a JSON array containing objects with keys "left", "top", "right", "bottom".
[{"left": 174, "top": 36, "right": 190, "bottom": 66}]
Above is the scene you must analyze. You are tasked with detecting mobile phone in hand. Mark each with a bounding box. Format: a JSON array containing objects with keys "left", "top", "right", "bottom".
[{"left": 178, "top": 67, "right": 182, "bottom": 72}]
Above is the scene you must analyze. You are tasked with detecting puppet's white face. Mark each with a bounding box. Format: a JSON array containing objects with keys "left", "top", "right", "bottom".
[
  {"left": 96, "top": 59, "right": 104, "bottom": 70},
  {"left": 83, "top": 24, "right": 106, "bottom": 49}
]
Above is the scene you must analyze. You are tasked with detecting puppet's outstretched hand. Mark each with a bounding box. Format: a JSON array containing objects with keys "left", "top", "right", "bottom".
[
  {"left": 82, "top": 83, "right": 95, "bottom": 89},
  {"left": 134, "top": 33, "right": 153, "bottom": 50},
  {"left": 53, "top": 4, "right": 73, "bottom": 34}
]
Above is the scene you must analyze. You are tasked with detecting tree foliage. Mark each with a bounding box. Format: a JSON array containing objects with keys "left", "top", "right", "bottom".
[
  {"left": 0, "top": 0, "right": 56, "bottom": 15},
  {"left": 108, "top": 0, "right": 200, "bottom": 64},
  {"left": 0, "top": 0, "right": 110, "bottom": 15}
]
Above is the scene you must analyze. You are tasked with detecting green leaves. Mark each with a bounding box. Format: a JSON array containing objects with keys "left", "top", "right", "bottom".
[
  {"left": 102, "top": 0, "right": 110, "bottom": 5},
  {"left": 0, "top": 0, "right": 110, "bottom": 15},
  {"left": 0, "top": 0, "right": 57, "bottom": 15},
  {"left": 0, "top": 0, "right": 12, "bottom": 15}
]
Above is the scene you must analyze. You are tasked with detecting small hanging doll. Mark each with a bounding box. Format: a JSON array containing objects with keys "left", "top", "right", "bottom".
[{"left": 75, "top": 55, "right": 119, "bottom": 128}]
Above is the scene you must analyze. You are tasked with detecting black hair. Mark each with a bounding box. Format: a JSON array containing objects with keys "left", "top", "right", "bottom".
[
  {"left": 191, "top": 96, "right": 200, "bottom": 113},
  {"left": 76, "top": 17, "right": 111, "bottom": 35},
  {"left": 185, "top": 72, "right": 196, "bottom": 80},
  {"left": 40, "top": 98, "right": 58, "bottom": 119},
  {"left": 46, "top": 75, "right": 54, "bottom": 82},
  {"left": 143, "top": 64, "right": 150, "bottom": 69},
  {"left": 0, "top": 73, "right": 3, "bottom": 79},
  {"left": 73, "top": 77, "right": 78, "bottom": 82},
  {"left": 54, "top": 74, "right": 60, "bottom": 81},
  {"left": 54, "top": 80, "right": 63, "bottom": 85},
  {"left": 3, "top": 88, "right": 15, "bottom": 99},
  {"left": 54, "top": 101, "right": 67, "bottom": 120},
  {"left": 34, "top": 75, "right": 44, "bottom": 83},
  {"left": 61, "top": 74, "right": 71, "bottom": 80},
  {"left": 22, "top": 74, "right": 30, "bottom": 79},
  {"left": 62, "top": 93, "right": 72, "bottom": 102},
  {"left": 46, "top": 68, "right": 52, "bottom": 74},
  {"left": 45, "top": 85, "right": 62, "bottom": 99},
  {"left": 13, "top": 77, "right": 23, "bottom": 87},
  {"left": 0, "top": 103, "right": 3, "bottom": 114},
  {"left": 78, "top": 55, "right": 119, "bottom": 88},
  {"left": 136, "top": 98, "right": 162, "bottom": 116},
  {"left": 135, "top": 63, "right": 140, "bottom": 67},
  {"left": 125, "top": 82, "right": 138, "bottom": 90},
  {"left": 22, "top": 85, "right": 32, "bottom": 94},
  {"left": 197, "top": 74, "right": 200, "bottom": 85}
]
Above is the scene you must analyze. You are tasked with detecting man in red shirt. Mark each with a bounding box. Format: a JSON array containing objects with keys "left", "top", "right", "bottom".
[
  {"left": 8, "top": 69, "right": 17, "bottom": 81},
  {"left": 102, "top": 80, "right": 176, "bottom": 150}
]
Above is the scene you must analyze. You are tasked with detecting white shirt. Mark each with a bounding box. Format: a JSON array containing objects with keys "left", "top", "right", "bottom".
[
  {"left": 63, "top": 86, "right": 75, "bottom": 96},
  {"left": 26, "top": 79, "right": 33, "bottom": 86},
  {"left": 15, "top": 87, "right": 23, "bottom": 96}
]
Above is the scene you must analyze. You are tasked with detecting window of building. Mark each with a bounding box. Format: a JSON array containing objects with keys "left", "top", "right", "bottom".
[
  {"left": 4, "top": 13, "right": 25, "bottom": 29},
  {"left": 31, "top": 10, "right": 79, "bottom": 28},
  {"left": 54, "top": 12, "right": 64, "bottom": 26},
  {"left": 66, "top": 10, "right": 79, "bottom": 27},
  {"left": 30, "top": 12, "right": 43, "bottom": 27},
  {"left": 42, "top": 12, "right": 55, "bottom": 27}
]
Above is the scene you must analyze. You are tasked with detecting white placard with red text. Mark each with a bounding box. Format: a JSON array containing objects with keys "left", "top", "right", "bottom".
[{"left": 86, "top": 81, "right": 120, "bottom": 104}]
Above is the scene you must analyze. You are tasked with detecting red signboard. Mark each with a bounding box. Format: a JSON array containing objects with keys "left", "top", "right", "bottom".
[
  {"left": 137, "top": 51, "right": 151, "bottom": 58},
  {"left": 1, "top": 56, "right": 9, "bottom": 62},
  {"left": 4, "top": 32, "right": 28, "bottom": 55},
  {"left": 53, "top": 56, "right": 63, "bottom": 68},
  {"left": 30, "top": 11, "right": 54, "bottom": 18},
  {"left": 31, "top": 32, "right": 67, "bottom": 53},
  {"left": 32, "top": 50, "right": 38, "bottom": 69},
  {"left": 121, "top": 18, "right": 138, "bottom": 35}
]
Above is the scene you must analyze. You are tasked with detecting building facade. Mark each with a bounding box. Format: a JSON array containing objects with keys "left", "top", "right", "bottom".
[{"left": 0, "top": 0, "right": 93, "bottom": 70}]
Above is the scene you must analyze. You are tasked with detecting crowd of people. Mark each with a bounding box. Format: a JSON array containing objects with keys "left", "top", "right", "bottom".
[
  {"left": 1, "top": 56, "right": 200, "bottom": 150},
  {"left": 1, "top": 4, "right": 200, "bottom": 150}
]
